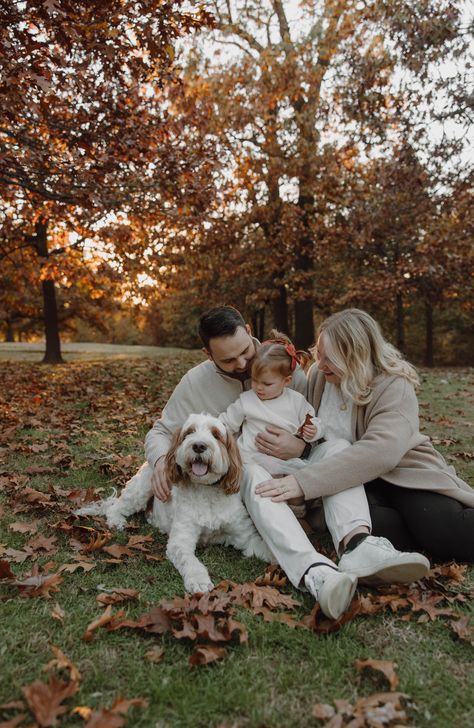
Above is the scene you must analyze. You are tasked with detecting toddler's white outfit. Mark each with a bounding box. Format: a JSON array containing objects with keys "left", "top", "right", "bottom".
[{"left": 221, "top": 384, "right": 371, "bottom": 555}]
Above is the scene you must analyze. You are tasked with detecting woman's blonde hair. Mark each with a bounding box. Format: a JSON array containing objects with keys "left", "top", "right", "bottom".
[{"left": 313, "top": 309, "right": 419, "bottom": 405}]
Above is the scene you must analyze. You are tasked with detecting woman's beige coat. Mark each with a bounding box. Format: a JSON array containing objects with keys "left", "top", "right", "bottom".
[{"left": 294, "top": 367, "right": 474, "bottom": 507}]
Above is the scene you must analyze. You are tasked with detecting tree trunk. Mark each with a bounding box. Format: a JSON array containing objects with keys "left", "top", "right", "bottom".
[
  {"left": 294, "top": 298, "right": 314, "bottom": 349},
  {"left": 34, "top": 218, "right": 64, "bottom": 364},
  {"left": 271, "top": 285, "right": 289, "bottom": 334},
  {"left": 257, "top": 307, "right": 265, "bottom": 341},
  {"left": 396, "top": 292, "right": 405, "bottom": 352},
  {"left": 5, "top": 318, "right": 14, "bottom": 342},
  {"left": 424, "top": 300, "right": 434, "bottom": 367}
]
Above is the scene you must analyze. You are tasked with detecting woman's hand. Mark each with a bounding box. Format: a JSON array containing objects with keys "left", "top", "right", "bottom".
[
  {"left": 255, "top": 425, "right": 306, "bottom": 460},
  {"left": 255, "top": 475, "right": 304, "bottom": 502}
]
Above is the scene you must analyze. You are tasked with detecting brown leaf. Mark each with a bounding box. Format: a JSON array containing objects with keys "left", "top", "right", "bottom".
[
  {"left": 253, "top": 606, "right": 302, "bottom": 629},
  {"left": 407, "top": 593, "right": 456, "bottom": 621},
  {"left": 355, "top": 658, "right": 400, "bottom": 690},
  {"left": 126, "top": 534, "right": 153, "bottom": 551},
  {"left": 109, "top": 696, "right": 148, "bottom": 715},
  {"left": 25, "top": 534, "right": 57, "bottom": 554},
  {"left": 9, "top": 520, "right": 39, "bottom": 535},
  {"left": 0, "top": 559, "right": 15, "bottom": 579},
  {"left": 145, "top": 646, "right": 165, "bottom": 664},
  {"left": 96, "top": 588, "right": 139, "bottom": 607},
  {"left": 43, "top": 645, "right": 81, "bottom": 684},
  {"left": 14, "top": 567, "right": 64, "bottom": 599},
  {"left": 22, "top": 674, "right": 78, "bottom": 727},
  {"left": 50, "top": 603, "right": 65, "bottom": 623},
  {"left": 83, "top": 605, "right": 124, "bottom": 642},
  {"left": 59, "top": 561, "right": 96, "bottom": 574},
  {"left": 312, "top": 703, "right": 336, "bottom": 720},
  {"left": 188, "top": 645, "right": 226, "bottom": 666},
  {"left": 0, "top": 714, "right": 28, "bottom": 728},
  {"left": 102, "top": 544, "right": 134, "bottom": 559},
  {"left": 450, "top": 615, "right": 474, "bottom": 645},
  {"left": 255, "top": 564, "right": 288, "bottom": 588},
  {"left": 107, "top": 607, "right": 172, "bottom": 635},
  {"left": 429, "top": 562, "right": 467, "bottom": 583},
  {"left": 84, "top": 710, "right": 125, "bottom": 728}
]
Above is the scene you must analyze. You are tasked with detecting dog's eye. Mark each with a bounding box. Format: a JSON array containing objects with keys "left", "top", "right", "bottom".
[
  {"left": 211, "top": 427, "right": 225, "bottom": 442},
  {"left": 182, "top": 427, "right": 196, "bottom": 438}
]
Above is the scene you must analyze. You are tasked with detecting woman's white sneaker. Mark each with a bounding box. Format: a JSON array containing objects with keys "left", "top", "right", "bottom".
[
  {"left": 338, "top": 535, "right": 430, "bottom": 584},
  {"left": 304, "top": 567, "right": 358, "bottom": 620}
]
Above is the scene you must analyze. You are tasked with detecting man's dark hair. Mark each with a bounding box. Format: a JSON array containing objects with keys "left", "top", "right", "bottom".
[{"left": 198, "top": 306, "right": 246, "bottom": 349}]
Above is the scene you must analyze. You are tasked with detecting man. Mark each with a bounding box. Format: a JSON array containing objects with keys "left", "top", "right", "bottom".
[{"left": 146, "top": 306, "right": 428, "bottom": 620}]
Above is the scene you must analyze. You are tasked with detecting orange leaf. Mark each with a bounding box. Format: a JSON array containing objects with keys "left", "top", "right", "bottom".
[
  {"left": 44, "top": 645, "right": 81, "bottom": 684},
  {"left": 83, "top": 605, "right": 124, "bottom": 642}
]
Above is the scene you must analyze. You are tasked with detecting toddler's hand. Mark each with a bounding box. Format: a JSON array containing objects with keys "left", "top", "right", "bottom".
[{"left": 302, "top": 422, "right": 318, "bottom": 441}]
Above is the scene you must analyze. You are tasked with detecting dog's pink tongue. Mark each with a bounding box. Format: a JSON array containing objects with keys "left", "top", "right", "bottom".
[{"left": 192, "top": 461, "right": 208, "bottom": 476}]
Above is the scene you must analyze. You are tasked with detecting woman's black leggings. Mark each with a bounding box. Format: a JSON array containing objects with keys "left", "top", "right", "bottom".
[{"left": 365, "top": 479, "right": 474, "bottom": 562}]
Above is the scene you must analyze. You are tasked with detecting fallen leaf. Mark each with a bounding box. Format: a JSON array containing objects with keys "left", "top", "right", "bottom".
[
  {"left": 71, "top": 706, "right": 92, "bottom": 720},
  {"left": 43, "top": 645, "right": 81, "bottom": 684},
  {"left": 355, "top": 658, "right": 400, "bottom": 690},
  {"left": 26, "top": 534, "right": 58, "bottom": 554},
  {"left": 312, "top": 703, "right": 336, "bottom": 720},
  {"left": 9, "top": 520, "right": 39, "bottom": 535},
  {"left": 13, "top": 566, "right": 64, "bottom": 599},
  {"left": 51, "top": 604, "right": 65, "bottom": 623},
  {"left": 126, "top": 534, "right": 153, "bottom": 551},
  {"left": 145, "top": 646, "right": 165, "bottom": 664},
  {"left": 450, "top": 615, "right": 474, "bottom": 646},
  {"left": 102, "top": 544, "right": 134, "bottom": 559},
  {"left": 0, "top": 713, "right": 28, "bottom": 727},
  {"left": 0, "top": 560, "right": 15, "bottom": 579},
  {"left": 22, "top": 674, "right": 78, "bottom": 727},
  {"left": 110, "top": 696, "right": 148, "bottom": 715},
  {"left": 83, "top": 605, "right": 125, "bottom": 642},
  {"left": 59, "top": 561, "right": 96, "bottom": 574},
  {"left": 81, "top": 533, "right": 110, "bottom": 553},
  {"left": 407, "top": 593, "right": 456, "bottom": 621},
  {"left": 96, "top": 589, "right": 139, "bottom": 607},
  {"left": 84, "top": 709, "right": 125, "bottom": 728},
  {"left": 188, "top": 645, "right": 226, "bottom": 666}
]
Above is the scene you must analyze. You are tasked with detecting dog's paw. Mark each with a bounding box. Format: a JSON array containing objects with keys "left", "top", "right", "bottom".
[
  {"left": 106, "top": 515, "right": 127, "bottom": 530},
  {"left": 184, "top": 578, "right": 214, "bottom": 594}
]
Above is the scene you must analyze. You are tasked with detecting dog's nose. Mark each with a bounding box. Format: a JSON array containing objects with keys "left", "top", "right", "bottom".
[{"left": 192, "top": 442, "right": 208, "bottom": 454}]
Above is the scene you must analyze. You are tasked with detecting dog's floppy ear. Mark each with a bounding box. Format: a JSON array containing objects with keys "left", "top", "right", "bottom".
[
  {"left": 164, "top": 426, "right": 186, "bottom": 486},
  {"left": 221, "top": 429, "right": 242, "bottom": 495}
]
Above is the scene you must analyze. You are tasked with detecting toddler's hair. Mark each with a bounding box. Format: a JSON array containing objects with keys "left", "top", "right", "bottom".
[{"left": 252, "top": 330, "right": 310, "bottom": 379}]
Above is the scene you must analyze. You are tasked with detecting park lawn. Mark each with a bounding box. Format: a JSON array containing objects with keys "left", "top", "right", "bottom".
[{"left": 0, "top": 354, "right": 473, "bottom": 728}]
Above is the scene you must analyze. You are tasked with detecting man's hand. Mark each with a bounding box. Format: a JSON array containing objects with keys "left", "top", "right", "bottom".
[
  {"left": 151, "top": 455, "right": 172, "bottom": 502},
  {"left": 255, "top": 475, "right": 304, "bottom": 502},
  {"left": 255, "top": 425, "right": 306, "bottom": 460}
]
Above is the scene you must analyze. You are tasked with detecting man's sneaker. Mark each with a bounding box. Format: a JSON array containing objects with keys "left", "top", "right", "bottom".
[
  {"left": 304, "top": 567, "right": 358, "bottom": 620},
  {"left": 338, "top": 535, "right": 430, "bottom": 584}
]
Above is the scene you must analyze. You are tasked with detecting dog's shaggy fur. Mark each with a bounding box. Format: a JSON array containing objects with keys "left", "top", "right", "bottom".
[{"left": 76, "top": 414, "right": 273, "bottom": 593}]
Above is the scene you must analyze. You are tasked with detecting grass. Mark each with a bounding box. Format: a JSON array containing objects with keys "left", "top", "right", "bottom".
[{"left": 0, "top": 354, "right": 473, "bottom": 728}]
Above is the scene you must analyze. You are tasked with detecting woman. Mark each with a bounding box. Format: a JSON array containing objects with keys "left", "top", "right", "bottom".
[{"left": 255, "top": 308, "right": 474, "bottom": 562}]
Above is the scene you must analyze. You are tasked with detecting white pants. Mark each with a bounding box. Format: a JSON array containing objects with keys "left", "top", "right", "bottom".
[{"left": 239, "top": 439, "right": 371, "bottom": 588}]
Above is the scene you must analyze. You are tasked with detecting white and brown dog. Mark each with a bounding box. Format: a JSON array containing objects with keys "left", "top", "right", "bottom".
[{"left": 76, "top": 414, "right": 273, "bottom": 593}]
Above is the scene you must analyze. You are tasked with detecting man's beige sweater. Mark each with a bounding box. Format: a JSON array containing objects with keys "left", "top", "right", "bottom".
[{"left": 294, "top": 368, "right": 474, "bottom": 507}]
